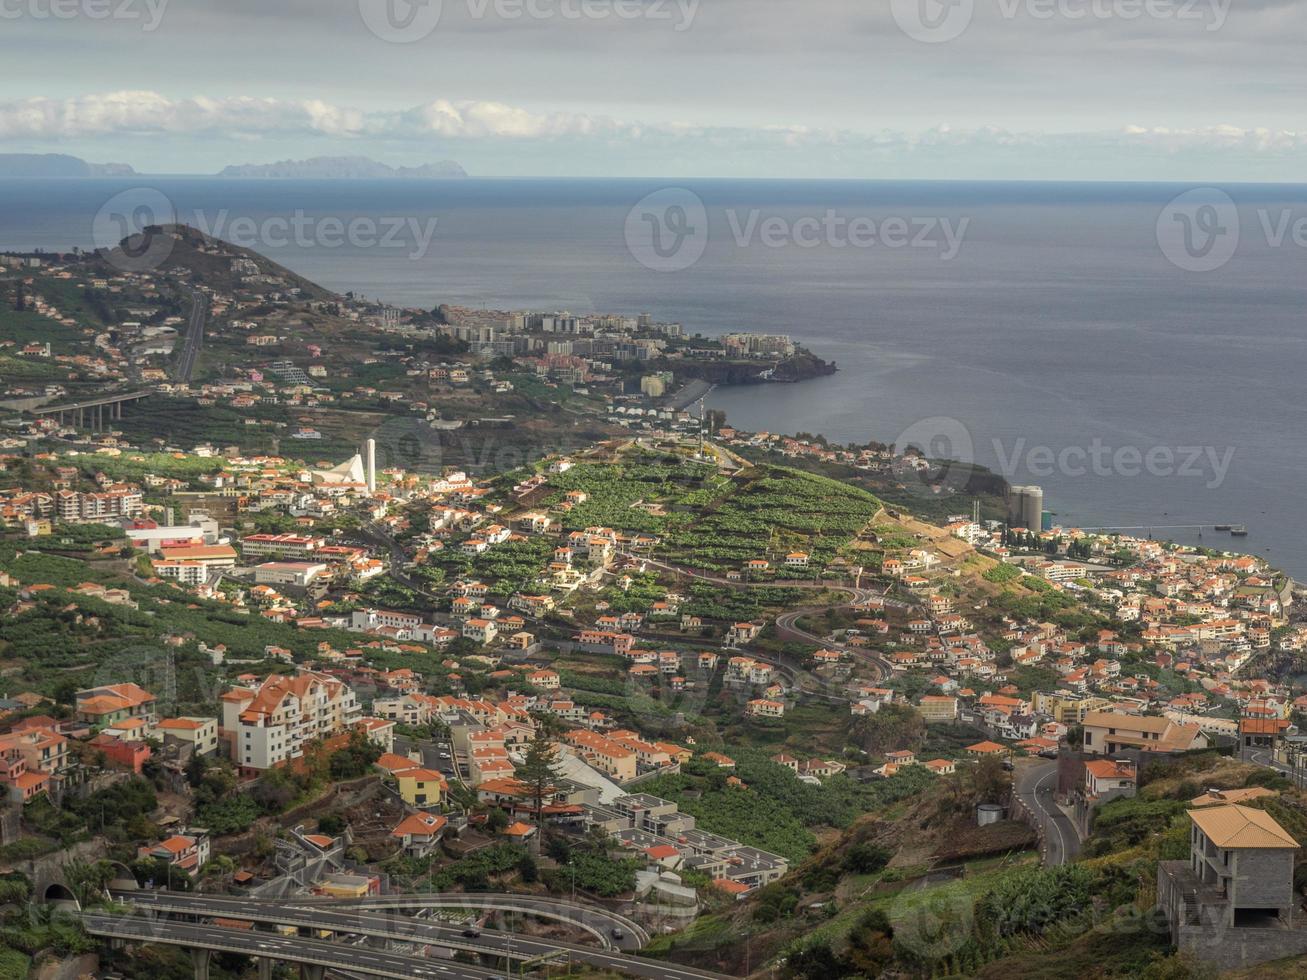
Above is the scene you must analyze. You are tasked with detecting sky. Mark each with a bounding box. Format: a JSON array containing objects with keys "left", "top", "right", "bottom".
[{"left": 1, "top": 0, "right": 1305, "bottom": 180}]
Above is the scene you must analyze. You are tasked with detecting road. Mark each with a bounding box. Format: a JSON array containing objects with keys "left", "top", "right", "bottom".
[
  {"left": 82, "top": 913, "right": 502, "bottom": 980},
  {"left": 1014, "top": 760, "right": 1080, "bottom": 867},
  {"left": 174, "top": 287, "right": 207, "bottom": 382},
  {"left": 393, "top": 733, "right": 460, "bottom": 782},
  {"left": 775, "top": 594, "right": 899, "bottom": 685},
  {"left": 114, "top": 892, "right": 727, "bottom": 980},
  {"left": 1248, "top": 748, "right": 1295, "bottom": 776},
  {"left": 117, "top": 889, "right": 649, "bottom": 951}
]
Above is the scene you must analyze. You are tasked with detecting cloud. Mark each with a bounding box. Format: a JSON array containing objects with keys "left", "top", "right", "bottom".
[
  {"left": 0, "top": 91, "right": 633, "bottom": 142},
  {"left": 7, "top": 90, "right": 1307, "bottom": 181}
]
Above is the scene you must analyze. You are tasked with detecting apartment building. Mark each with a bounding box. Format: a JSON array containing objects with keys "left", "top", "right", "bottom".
[
  {"left": 917, "top": 695, "right": 959, "bottom": 723},
  {"left": 221, "top": 671, "right": 361, "bottom": 772},
  {"left": 55, "top": 488, "right": 143, "bottom": 523},
  {"left": 1082, "top": 710, "right": 1210, "bottom": 756},
  {"left": 239, "top": 533, "right": 323, "bottom": 560},
  {"left": 563, "top": 729, "right": 638, "bottom": 781}
]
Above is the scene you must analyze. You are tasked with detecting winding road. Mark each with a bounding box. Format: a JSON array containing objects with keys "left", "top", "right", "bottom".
[{"left": 1014, "top": 760, "right": 1080, "bottom": 867}]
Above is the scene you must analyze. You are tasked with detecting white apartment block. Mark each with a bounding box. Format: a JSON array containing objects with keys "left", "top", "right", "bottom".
[
  {"left": 221, "top": 671, "right": 361, "bottom": 771},
  {"left": 55, "top": 489, "right": 143, "bottom": 523}
]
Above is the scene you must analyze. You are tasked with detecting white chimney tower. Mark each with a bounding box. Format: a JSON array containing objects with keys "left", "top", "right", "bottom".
[{"left": 366, "top": 438, "right": 377, "bottom": 494}]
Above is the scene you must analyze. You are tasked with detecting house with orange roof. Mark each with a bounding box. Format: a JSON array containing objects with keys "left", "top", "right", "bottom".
[
  {"left": 965, "top": 741, "right": 1009, "bottom": 757},
  {"left": 502, "top": 821, "right": 537, "bottom": 842},
  {"left": 137, "top": 830, "right": 210, "bottom": 876},
  {"left": 713, "top": 877, "right": 753, "bottom": 899},
  {"left": 75, "top": 682, "right": 157, "bottom": 730},
  {"left": 0, "top": 748, "right": 51, "bottom": 804},
  {"left": 391, "top": 812, "right": 448, "bottom": 857},
  {"left": 1082, "top": 759, "right": 1136, "bottom": 802}
]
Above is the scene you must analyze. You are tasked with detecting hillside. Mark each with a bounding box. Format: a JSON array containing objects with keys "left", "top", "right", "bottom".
[
  {"left": 0, "top": 153, "right": 136, "bottom": 177},
  {"left": 89, "top": 223, "right": 336, "bottom": 301},
  {"left": 645, "top": 752, "right": 1306, "bottom": 979}
]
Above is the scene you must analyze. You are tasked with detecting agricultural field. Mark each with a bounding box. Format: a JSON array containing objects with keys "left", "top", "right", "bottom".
[
  {"left": 541, "top": 456, "right": 723, "bottom": 535},
  {"left": 660, "top": 467, "right": 882, "bottom": 572}
]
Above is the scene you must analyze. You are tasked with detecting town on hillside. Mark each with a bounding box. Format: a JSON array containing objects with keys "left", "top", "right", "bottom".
[{"left": 0, "top": 235, "right": 1305, "bottom": 978}]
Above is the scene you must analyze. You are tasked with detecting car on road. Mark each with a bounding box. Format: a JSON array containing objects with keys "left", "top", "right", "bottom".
[
  {"left": 462, "top": 928, "right": 481, "bottom": 938},
  {"left": 610, "top": 928, "right": 625, "bottom": 940}
]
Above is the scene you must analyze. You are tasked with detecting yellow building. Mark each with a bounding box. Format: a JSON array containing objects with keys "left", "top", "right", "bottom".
[
  {"left": 1032, "top": 691, "right": 1110, "bottom": 726},
  {"left": 917, "top": 695, "right": 959, "bottom": 723},
  {"left": 394, "top": 767, "right": 446, "bottom": 808}
]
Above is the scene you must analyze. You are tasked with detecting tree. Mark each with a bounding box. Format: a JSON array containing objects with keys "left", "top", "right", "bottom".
[
  {"left": 851, "top": 703, "right": 926, "bottom": 757},
  {"left": 513, "top": 729, "right": 564, "bottom": 854}
]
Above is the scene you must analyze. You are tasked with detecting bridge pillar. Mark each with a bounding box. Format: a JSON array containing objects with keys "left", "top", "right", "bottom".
[
  {"left": 190, "top": 948, "right": 211, "bottom": 980},
  {"left": 299, "top": 965, "right": 325, "bottom": 980},
  {"left": 257, "top": 957, "right": 275, "bottom": 980}
]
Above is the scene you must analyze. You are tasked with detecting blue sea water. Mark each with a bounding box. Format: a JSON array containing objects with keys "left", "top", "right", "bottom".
[{"left": 3, "top": 176, "right": 1306, "bottom": 576}]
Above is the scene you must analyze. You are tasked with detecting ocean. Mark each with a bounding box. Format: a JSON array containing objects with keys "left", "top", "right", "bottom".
[{"left": 3, "top": 176, "right": 1306, "bottom": 577}]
